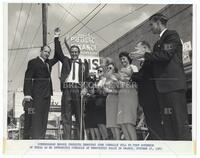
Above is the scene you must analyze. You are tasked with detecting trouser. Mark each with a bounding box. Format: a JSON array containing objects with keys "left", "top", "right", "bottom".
[
  {"left": 156, "top": 90, "right": 191, "bottom": 140},
  {"left": 138, "top": 83, "right": 164, "bottom": 140},
  {"left": 31, "top": 96, "right": 51, "bottom": 139},
  {"left": 23, "top": 110, "right": 32, "bottom": 139},
  {"left": 61, "top": 84, "right": 82, "bottom": 140},
  {"left": 141, "top": 99, "right": 164, "bottom": 140}
]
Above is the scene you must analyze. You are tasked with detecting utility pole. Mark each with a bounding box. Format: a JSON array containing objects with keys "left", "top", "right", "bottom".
[{"left": 42, "top": 3, "right": 48, "bottom": 45}]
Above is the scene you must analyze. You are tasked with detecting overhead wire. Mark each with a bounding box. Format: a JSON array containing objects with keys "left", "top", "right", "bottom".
[
  {"left": 8, "top": 4, "right": 24, "bottom": 65},
  {"left": 8, "top": 4, "right": 108, "bottom": 52},
  {"left": 59, "top": 3, "right": 109, "bottom": 44},
  {"left": 65, "top": 4, "right": 108, "bottom": 41},
  {"left": 57, "top": 4, "right": 109, "bottom": 44},
  {"left": 52, "top": 4, "right": 108, "bottom": 54},
  {"left": 9, "top": 4, "right": 33, "bottom": 75},
  {"left": 8, "top": 4, "right": 148, "bottom": 53},
  {"left": 13, "top": 21, "right": 42, "bottom": 82},
  {"left": 56, "top": 3, "right": 74, "bottom": 28},
  {"left": 47, "top": 3, "right": 102, "bottom": 45},
  {"left": 47, "top": 3, "right": 75, "bottom": 43},
  {"left": 91, "top": 4, "right": 148, "bottom": 35},
  {"left": 8, "top": 46, "right": 41, "bottom": 51},
  {"left": 57, "top": 4, "right": 102, "bottom": 38},
  {"left": 100, "top": 4, "right": 190, "bottom": 57}
]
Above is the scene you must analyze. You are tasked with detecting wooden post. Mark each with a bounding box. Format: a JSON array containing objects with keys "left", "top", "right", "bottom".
[{"left": 42, "top": 3, "right": 47, "bottom": 45}]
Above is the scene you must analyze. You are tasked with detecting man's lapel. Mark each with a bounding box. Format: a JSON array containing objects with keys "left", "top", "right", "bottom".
[
  {"left": 37, "top": 56, "right": 44, "bottom": 65},
  {"left": 154, "top": 30, "right": 169, "bottom": 51},
  {"left": 37, "top": 57, "right": 50, "bottom": 73},
  {"left": 160, "top": 29, "right": 169, "bottom": 42},
  {"left": 69, "top": 58, "right": 72, "bottom": 70},
  {"left": 37, "top": 57, "right": 47, "bottom": 72},
  {"left": 78, "top": 59, "right": 82, "bottom": 82},
  {"left": 46, "top": 62, "right": 50, "bottom": 73}
]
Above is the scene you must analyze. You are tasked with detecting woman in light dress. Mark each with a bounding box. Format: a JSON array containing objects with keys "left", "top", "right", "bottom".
[
  {"left": 117, "top": 51, "right": 139, "bottom": 140},
  {"left": 104, "top": 62, "right": 121, "bottom": 140}
]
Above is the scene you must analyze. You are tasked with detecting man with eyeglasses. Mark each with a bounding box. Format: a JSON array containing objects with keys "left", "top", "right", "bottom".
[
  {"left": 23, "top": 45, "right": 58, "bottom": 139},
  {"left": 54, "top": 28, "right": 89, "bottom": 140}
]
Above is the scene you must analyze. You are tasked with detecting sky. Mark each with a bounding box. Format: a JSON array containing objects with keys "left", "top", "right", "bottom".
[{"left": 7, "top": 3, "right": 166, "bottom": 109}]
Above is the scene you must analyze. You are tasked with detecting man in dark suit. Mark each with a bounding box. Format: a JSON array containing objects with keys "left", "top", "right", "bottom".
[
  {"left": 23, "top": 45, "right": 58, "bottom": 139},
  {"left": 130, "top": 41, "right": 164, "bottom": 140},
  {"left": 141, "top": 13, "right": 191, "bottom": 140},
  {"left": 54, "top": 28, "right": 89, "bottom": 140}
]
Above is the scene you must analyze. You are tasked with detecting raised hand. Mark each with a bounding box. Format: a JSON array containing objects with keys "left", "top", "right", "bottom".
[{"left": 54, "top": 27, "right": 61, "bottom": 36}]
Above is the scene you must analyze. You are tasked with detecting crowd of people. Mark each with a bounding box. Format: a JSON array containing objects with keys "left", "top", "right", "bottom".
[
  {"left": 83, "top": 53, "right": 139, "bottom": 140},
  {"left": 22, "top": 13, "right": 191, "bottom": 140}
]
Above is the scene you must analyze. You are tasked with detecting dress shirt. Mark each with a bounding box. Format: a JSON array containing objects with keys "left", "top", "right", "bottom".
[
  {"left": 39, "top": 56, "right": 49, "bottom": 72},
  {"left": 159, "top": 28, "right": 167, "bottom": 38},
  {"left": 39, "top": 56, "right": 45, "bottom": 63},
  {"left": 65, "top": 60, "right": 79, "bottom": 83}
]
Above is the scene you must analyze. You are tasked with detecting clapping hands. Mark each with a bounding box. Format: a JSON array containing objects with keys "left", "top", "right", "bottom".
[{"left": 129, "top": 50, "right": 145, "bottom": 60}]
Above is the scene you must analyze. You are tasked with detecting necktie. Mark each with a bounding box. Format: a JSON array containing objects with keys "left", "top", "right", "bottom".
[
  {"left": 72, "top": 61, "right": 75, "bottom": 80},
  {"left": 45, "top": 61, "right": 49, "bottom": 72}
]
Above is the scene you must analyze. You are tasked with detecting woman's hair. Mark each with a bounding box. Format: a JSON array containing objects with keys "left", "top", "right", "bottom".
[
  {"left": 87, "top": 72, "right": 97, "bottom": 82},
  {"left": 137, "top": 40, "right": 151, "bottom": 50},
  {"left": 95, "top": 65, "right": 104, "bottom": 71},
  {"left": 107, "top": 63, "right": 118, "bottom": 73},
  {"left": 99, "top": 57, "right": 113, "bottom": 67},
  {"left": 119, "top": 51, "right": 132, "bottom": 64}
]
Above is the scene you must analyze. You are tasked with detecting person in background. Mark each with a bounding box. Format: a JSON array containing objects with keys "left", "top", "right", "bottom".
[
  {"left": 84, "top": 73, "right": 101, "bottom": 140},
  {"left": 22, "top": 101, "right": 32, "bottom": 139},
  {"left": 94, "top": 65, "right": 109, "bottom": 140},
  {"left": 129, "top": 41, "right": 164, "bottom": 140},
  {"left": 104, "top": 61, "right": 121, "bottom": 140},
  {"left": 117, "top": 52, "right": 138, "bottom": 140},
  {"left": 23, "top": 45, "right": 58, "bottom": 139}
]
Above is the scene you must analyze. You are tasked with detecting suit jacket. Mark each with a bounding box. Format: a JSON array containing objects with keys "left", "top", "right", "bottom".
[
  {"left": 54, "top": 37, "right": 89, "bottom": 91},
  {"left": 23, "top": 56, "right": 58, "bottom": 98},
  {"left": 144, "top": 30, "right": 187, "bottom": 93},
  {"left": 131, "top": 60, "right": 156, "bottom": 106}
]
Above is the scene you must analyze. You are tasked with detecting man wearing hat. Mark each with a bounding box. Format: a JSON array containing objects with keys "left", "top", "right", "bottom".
[{"left": 142, "top": 13, "right": 191, "bottom": 140}]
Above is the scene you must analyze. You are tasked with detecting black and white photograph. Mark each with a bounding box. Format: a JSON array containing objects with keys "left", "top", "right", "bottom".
[
  {"left": 6, "top": 2, "right": 193, "bottom": 141},
  {"left": 2, "top": 0, "right": 197, "bottom": 156}
]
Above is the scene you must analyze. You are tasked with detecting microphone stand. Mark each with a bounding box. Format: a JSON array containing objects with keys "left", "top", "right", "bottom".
[{"left": 80, "top": 62, "right": 85, "bottom": 140}]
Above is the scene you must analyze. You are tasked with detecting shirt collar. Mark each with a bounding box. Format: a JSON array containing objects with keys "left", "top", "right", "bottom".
[
  {"left": 71, "top": 59, "right": 80, "bottom": 63},
  {"left": 159, "top": 28, "right": 167, "bottom": 38},
  {"left": 39, "top": 56, "right": 45, "bottom": 63}
]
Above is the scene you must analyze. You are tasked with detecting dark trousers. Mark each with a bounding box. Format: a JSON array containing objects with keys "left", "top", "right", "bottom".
[
  {"left": 138, "top": 83, "right": 164, "bottom": 140},
  {"left": 23, "top": 110, "right": 32, "bottom": 139},
  {"left": 156, "top": 90, "right": 191, "bottom": 140},
  {"left": 61, "top": 84, "right": 81, "bottom": 140},
  {"left": 31, "top": 96, "right": 51, "bottom": 139}
]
